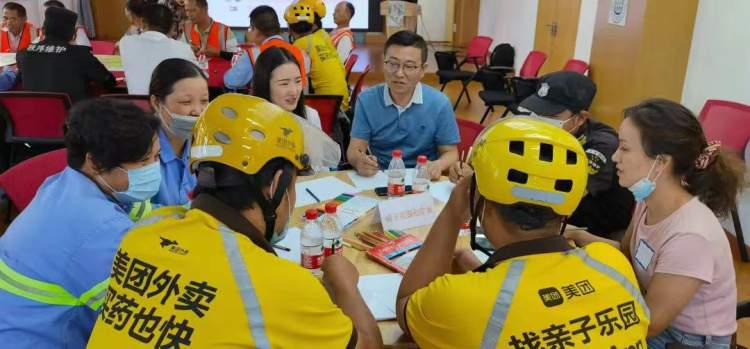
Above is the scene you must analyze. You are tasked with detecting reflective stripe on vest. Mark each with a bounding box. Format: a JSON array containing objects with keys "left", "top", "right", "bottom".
[
  {"left": 129, "top": 201, "right": 154, "bottom": 222},
  {"left": 218, "top": 224, "right": 270, "bottom": 348},
  {"left": 0, "top": 258, "right": 108, "bottom": 310},
  {"left": 189, "top": 21, "right": 227, "bottom": 51},
  {"left": 568, "top": 248, "right": 651, "bottom": 318},
  {"left": 479, "top": 259, "right": 526, "bottom": 349},
  {"left": 479, "top": 249, "right": 650, "bottom": 348}
]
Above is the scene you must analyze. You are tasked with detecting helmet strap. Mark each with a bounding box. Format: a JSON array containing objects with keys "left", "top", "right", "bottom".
[{"left": 253, "top": 167, "right": 294, "bottom": 242}]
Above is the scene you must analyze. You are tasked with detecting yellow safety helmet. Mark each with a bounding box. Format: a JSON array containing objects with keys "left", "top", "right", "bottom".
[
  {"left": 303, "top": 0, "right": 327, "bottom": 18},
  {"left": 189, "top": 93, "right": 309, "bottom": 175},
  {"left": 284, "top": 2, "right": 315, "bottom": 25},
  {"left": 470, "top": 117, "right": 588, "bottom": 216}
]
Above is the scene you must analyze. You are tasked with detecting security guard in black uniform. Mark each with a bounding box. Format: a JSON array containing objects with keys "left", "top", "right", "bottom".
[
  {"left": 516, "top": 71, "right": 634, "bottom": 237},
  {"left": 16, "top": 7, "right": 114, "bottom": 103}
]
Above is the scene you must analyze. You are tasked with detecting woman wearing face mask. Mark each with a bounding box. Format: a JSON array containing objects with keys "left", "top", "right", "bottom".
[
  {"left": 149, "top": 58, "right": 209, "bottom": 206},
  {"left": 567, "top": 99, "right": 745, "bottom": 349},
  {"left": 0, "top": 98, "right": 161, "bottom": 348},
  {"left": 252, "top": 46, "right": 321, "bottom": 130}
]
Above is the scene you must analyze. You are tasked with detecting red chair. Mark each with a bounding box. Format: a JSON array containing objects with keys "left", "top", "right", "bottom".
[
  {"left": 435, "top": 36, "right": 494, "bottom": 110},
  {"left": 344, "top": 53, "right": 359, "bottom": 85},
  {"left": 518, "top": 50, "right": 548, "bottom": 78},
  {"left": 0, "top": 92, "right": 71, "bottom": 165},
  {"left": 349, "top": 65, "right": 372, "bottom": 116},
  {"left": 90, "top": 40, "right": 116, "bottom": 55},
  {"left": 456, "top": 119, "right": 485, "bottom": 156},
  {"left": 563, "top": 59, "right": 589, "bottom": 75},
  {"left": 101, "top": 94, "right": 152, "bottom": 112},
  {"left": 698, "top": 99, "right": 750, "bottom": 262},
  {"left": 0, "top": 148, "right": 67, "bottom": 218},
  {"left": 304, "top": 95, "right": 343, "bottom": 136},
  {"left": 478, "top": 51, "right": 548, "bottom": 123}
]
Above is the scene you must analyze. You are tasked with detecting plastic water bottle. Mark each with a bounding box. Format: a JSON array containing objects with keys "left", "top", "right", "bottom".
[
  {"left": 197, "top": 54, "right": 209, "bottom": 78},
  {"left": 301, "top": 209, "right": 324, "bottom": 275},
  {"left": 387, "top": 150, "right": 406, "bottom": 197},
  {"left": 321, "top": 202, "right": 343, "bottom": 257},
  {"left": 230, "top": 47, "right": 243, "bottom": 67},
  {"left": 459, "top": 222, "right": 471, "bottom": 236},
  {"left": 413, "top": 155, "right": 430, "bottom": 193}
]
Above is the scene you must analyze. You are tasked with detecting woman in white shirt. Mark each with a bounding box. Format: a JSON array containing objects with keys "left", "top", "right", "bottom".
[{"left": 251, "top": 46, "right": 322, "bottom": 129}]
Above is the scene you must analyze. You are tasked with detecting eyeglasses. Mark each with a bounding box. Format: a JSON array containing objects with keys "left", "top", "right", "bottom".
[{"left": 383, "top": 60, "right": 422, "bottom": 75}]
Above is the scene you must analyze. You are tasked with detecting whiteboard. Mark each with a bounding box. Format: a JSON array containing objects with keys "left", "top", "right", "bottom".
[{"left": 208, "top": 0, "right": 369, "bottom": 29}]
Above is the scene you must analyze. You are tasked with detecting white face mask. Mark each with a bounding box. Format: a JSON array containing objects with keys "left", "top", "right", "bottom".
[
  {"left": 527, "top": 114, "right": 574, "bottom": 129},
  {"left": 160, "top": 105, "right": 197, "bottom": 140}
]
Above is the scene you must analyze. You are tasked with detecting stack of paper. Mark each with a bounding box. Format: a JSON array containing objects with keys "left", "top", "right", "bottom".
[
  {"left": 336, "top": 196, "right": 379, "bottom": 229},
  {"left": 346, "top": 169, "right": 417, "bottom": 191},
  {"left": 357, "top": 273, "right": 403, "bottom": 321},
  {"left": 295, "top": 176, "right": 360, "bottom": 207}
]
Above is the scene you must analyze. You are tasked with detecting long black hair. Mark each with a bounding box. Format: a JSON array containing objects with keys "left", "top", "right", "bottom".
[{"left": 252, "top": 46, "right": 307, "bottom": 119}]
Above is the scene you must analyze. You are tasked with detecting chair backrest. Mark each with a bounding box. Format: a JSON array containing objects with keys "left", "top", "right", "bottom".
[
  {"left": 90, "top": 40, "right": 116, "bottom": 55},
  {"left": 0, "top": 148, "right": 67, "bottom": 212},
  {"left": 698, "top": 99, "right": 750, "bottom": 153},
  {"left": 456, "top": 119, "right": 485, "bottom": 156},
  {"left": 489, "top": 43, "right": 515, "bottom": 68},
  {"left": 304, "top": 95, "right": 343, "bottom": 135},
  {"left": 344, "top": 53, "right": 359, "bottom": 83},
  {"left": 519, "top": 51, "right": 548, "bottom": 78},
  {"left": 0, "top": 92, "right": 71, "bottom": 142},
  {"left": 101, "top": 94, "right": 152, "bottom": 112},
  {"left": 434, "top": 51, "right": 458, "bottom": 71},
  {"left": 350, "top": 65, "right": 372, "bottom": 113},
  {"left": 563, "top": 59, "right": 589, "bottom": 74},
  {"left": 465, "top": 36, "right": 493, "bottom": 66}
]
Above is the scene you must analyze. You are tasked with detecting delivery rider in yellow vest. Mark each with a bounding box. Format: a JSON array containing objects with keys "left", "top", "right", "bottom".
[
  {"left": 285, "top": 0, "right": 350, "bottom": 110},
  {"left": 396, "top": 117, "right": 650, "bottom": 349},
  {"left": 87, "top": 94, "right": 382, "bottom": 348}
]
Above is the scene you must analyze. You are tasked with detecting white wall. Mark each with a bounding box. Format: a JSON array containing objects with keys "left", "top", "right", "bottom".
[
  {"left": 573, "top": 0, "right": 598, "bottom": 61},
  {"left": 417, "top": 0, "right": 449, "bottom": 42},
  {"left": 478, "top": 0, "right": 539, "bottom": 71},
  {"left": 478, "top": 0, "right": 597, "bottom": 70},
  {"left": 681, "top": 0, "right": 750, "bottom": 243}
]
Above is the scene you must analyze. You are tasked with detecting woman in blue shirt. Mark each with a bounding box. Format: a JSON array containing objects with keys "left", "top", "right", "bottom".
[{"left": 148, "top": 58, "right": 208, "bottom": 206}]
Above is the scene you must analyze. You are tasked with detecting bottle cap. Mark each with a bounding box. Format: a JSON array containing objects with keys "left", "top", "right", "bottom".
[
  {"left": 417, "top": 155, "right": 428, "bottom": 164},
  {"left": 305, "top": 209, "right": 318, "bottom": 220},
  {"left": 325, "top": 202, "right": 338, "bottom": 214},
  {"left": 392, "top": 149, "right": 402, "bottom": 158}
]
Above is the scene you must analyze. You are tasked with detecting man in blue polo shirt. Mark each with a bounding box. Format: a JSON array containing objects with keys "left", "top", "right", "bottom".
[
  {"left": 0, "top": 98, "right": 162, "bottom": 348},
  {"left": 347, "top": 30, "right": 459, "bottom": 179}
]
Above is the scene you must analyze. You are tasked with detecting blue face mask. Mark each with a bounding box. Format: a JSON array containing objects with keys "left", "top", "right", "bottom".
[
  {"left": 270, "top": 190, "right": 292, "bottom": 245},
  {"left": 628, "top": 157, "right": 662, "bottom": 202},
  {"left": 100, "top": 161, "right": 162, "bottom": 204}
]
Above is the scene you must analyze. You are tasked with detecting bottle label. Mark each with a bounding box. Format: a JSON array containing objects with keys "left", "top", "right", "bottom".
[
  {"left": 413, "top": 181, "right": 429, "bottom": 193},
  {"left": 301, "top": 252, "right": 323, "bottom": 269},
  {"left": 388, "top": 183, "right": 405, "bottom": 196},
  {"left": 324, "top": 238, "right": 343, "bottom": 256}
]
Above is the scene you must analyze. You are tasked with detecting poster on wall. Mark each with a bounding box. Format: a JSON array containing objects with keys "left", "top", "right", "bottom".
[{"left": 608, "top": 0, "right": 628, "bottom": 26}]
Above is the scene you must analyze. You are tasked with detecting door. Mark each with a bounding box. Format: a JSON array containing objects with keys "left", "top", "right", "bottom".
[
  {"left": 452, "top": 0, "right": 480, "bottom": 47},
  {"left": 91, "top": 0, "right": 129, "bottom": 41},
  {"left": 534, "top": 0, "right": 582, "bottom": 75}
]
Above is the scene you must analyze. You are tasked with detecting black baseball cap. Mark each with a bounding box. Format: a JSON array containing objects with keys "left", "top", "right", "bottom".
[{"left": 519, "top": 71, "right": 597, "bottom": 116}]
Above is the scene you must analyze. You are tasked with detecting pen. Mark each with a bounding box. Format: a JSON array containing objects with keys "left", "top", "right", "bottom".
[
  {"left": 305, "top": 188, "right": 321, "bottom": 202},
  {"left": 273, "top": 244, "right": 291, "bottom": 252},
  {"left": 386, "top": 243, "right": 422, "bottom": 260}
]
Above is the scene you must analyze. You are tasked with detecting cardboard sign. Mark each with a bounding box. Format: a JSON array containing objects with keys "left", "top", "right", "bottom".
[{"left": 378, "top": 192, "right": 437, "bottom": 231}]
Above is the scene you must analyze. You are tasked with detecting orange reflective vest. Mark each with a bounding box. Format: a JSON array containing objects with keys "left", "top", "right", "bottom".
[
  {"left": 330, "top": 28, "right": 354, "bottom": 49},
  {"left": 186, "top": 20, "right": 229, "bottom": 52},
  {"left": 246, "top": 37, "right": 308, "bottom": 88},
  {"left": 1, "top": 22, "right": 34, "bottom": 53}
]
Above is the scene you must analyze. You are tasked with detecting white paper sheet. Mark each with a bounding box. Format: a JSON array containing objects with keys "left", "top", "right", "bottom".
[
  {"left": 346, "top": 169, "right": 416, "bottom": 191},
  {"left": 337, "top": 196, "right": 379, "bottom": 229},
  {"left": 357, "top": 273, "right": 402, "bottom": 321},
  {"left": 294, "top": 176, "right": 360, "bottom": 208},
  {"left": 429, "top": 180, "right": 455, "bottom": 203},
  {"left": 274, "top": 227, "right": 301, "bottom": 264}
]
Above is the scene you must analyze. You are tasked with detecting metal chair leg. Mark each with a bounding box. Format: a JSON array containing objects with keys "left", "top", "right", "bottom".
[
  {"left": 732, "top": 208, "right": 748, "bottom": 262},
  {"left": 440, "top": 83, "right": 447, "bottom": 92},
  {"left": 480, "top": 106, "right": 493, "bottom": 124},
  {"left": 453, "top": 87, "right": 466, "bottom": 110}
]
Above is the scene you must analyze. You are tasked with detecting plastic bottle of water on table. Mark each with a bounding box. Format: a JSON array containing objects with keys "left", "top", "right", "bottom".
[
  {"left": 321, "top": 202, "right": 343, "bottom": 257},
  {"left": 413, "top": 155, "right": 430, "bottom": 193},
  {"left": 301, "top": 209, "right": 324, "bottom": 275},
  {"left": 197, "top": 53, "right": 209, "bottom": 78},
  {"left": 387, "top": 150, "right": 406, "bottom": 197}
]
